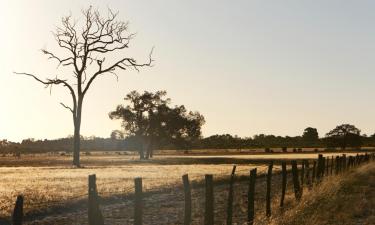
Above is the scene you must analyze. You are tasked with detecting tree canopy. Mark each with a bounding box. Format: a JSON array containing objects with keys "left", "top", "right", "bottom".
[
  {"left": 302, "top": 127, "right": 319, "bottom": 146},
  {"left": 109, "top": 90, "right": 205, "bottom": 159},
  {"left": 325, "top": 124, "right": 362, "bottom": 149}
]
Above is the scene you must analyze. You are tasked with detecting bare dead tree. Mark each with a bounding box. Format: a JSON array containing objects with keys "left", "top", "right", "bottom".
[{"left": 15, "top": 7, "right": 153, "bottom": 166}]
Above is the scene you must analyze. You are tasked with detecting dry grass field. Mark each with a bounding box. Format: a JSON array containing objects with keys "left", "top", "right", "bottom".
[
  {"left": 0, "top": 151, "right": 372, "bottom": 224},
  {"left": 271, "top": 161, "right": 375, "bottom": 225}
]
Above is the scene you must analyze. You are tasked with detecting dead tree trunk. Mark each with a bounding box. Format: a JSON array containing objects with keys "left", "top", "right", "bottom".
[{"left": 73, "top": 101, "right": 82, "bottom": 167}]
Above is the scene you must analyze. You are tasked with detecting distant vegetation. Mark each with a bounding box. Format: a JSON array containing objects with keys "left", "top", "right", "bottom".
[{"left": 1, "top": 124, "right": 374, "bottom": 155}]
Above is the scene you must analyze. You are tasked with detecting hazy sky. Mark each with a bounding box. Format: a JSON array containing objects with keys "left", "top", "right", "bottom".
[{"left": 1, "top": 0, "right": 375, "bottom": 142}]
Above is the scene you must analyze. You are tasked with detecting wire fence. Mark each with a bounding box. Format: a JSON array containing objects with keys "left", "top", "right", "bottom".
[{"left": 4, "top": 153, "right": 375, "bottom": 225}]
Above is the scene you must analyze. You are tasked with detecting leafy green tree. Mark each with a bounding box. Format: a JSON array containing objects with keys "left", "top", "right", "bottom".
[
  {"left": 302, "top": 127, "right": 319, "bottom": 146},
  {"left": 109, "top": 90, "right": 205, "bottom": 159},
  {"left": 325, "top": 124, "right": 362, "bottom": 149}
]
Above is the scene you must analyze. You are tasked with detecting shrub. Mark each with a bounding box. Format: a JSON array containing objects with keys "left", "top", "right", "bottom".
[{"left": 282, "top": 147, "right": 287, "bottom": 153}]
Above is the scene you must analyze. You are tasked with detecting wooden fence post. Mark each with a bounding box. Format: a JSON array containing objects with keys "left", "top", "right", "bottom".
[
  {"left": 226, "top": 165, "right": 236, "bottom": 225},
  {"left": 317, "top": 154, "right": 323, "bottom": 181},
  {"left": 291, "top": 160, "right": 302, "bottom": 200},
  {"left": 325, "top": 157, "right": 329, "bottom": 176},
  {"left": 134, "top": 177, "right": 143, "bottom": 225},
  {"left": 88, "top": 174, "right": 104, "bottom": 225},
  {"left": 330, "top": 156, "right": 334, "bottom": 175},
  {"left": 312, "top": 161, "right": 316, "bottom": 183},
  {"left": 266, "top": 161, "right": 273, "bottom": 217},
  {"left": 205, "top": 174, "right": 214, "bottom": 225},
  {"left": 280, "top": 162, "right": 287, "bottom": 208},
  {"left": 12, "top": 195, "right": 23, "bottom": 225},
  {"left": 182, "top": 174, "right": 192, "bottom": 225},
  {"left": 305, "top": 160, "right": 311, "bottom": 189},
  {"left": 300, "top": 160, "right": 305, "bottom": 186},
  {"left": 342, "top": 154, "right": 347, "bottom": 172},
  {"left": 335, "top": 156, "right": 340, "bottom": 175},
  {"left": 320, "top": 157, "right": 326, "bottom": 180},
  {"left": 248, "top": 168, "right": 257, "bottom": 225}
]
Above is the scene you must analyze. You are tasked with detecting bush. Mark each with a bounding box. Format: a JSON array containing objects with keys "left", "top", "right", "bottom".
[
  {"left": 265, "top": 148, "right": 271, "bottom": 153},
  {"left": 282, "top": 147, "right": 287, "bottom": 153},
  {"left": 293, "top": 148, "right": 297, "bottom": 153}
]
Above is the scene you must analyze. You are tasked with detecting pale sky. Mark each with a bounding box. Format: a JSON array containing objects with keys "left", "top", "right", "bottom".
[{"left": 1, "top": 0, "right": 375, "bottom": 142}]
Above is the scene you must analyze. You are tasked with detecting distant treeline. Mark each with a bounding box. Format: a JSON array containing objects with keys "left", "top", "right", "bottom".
[{"left": 1, "top": 125, "right": 375, "bottom": 153}]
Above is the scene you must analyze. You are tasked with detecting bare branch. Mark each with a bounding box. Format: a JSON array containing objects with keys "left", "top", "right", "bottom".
[
  {"left": 60, "top": 102, "right": 74, "bottom": 113},
  {"left": 41, "top": 49, "right": 74, "bottom": 67},
  {"left": 82, "top": 48, "right": 153, "bottom": 96},
  {"left": 14, "top": 72, "right": 77, "bottom": 114}
]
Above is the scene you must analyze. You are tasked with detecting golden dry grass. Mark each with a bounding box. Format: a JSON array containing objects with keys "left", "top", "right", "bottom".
[
  {"left": 270, "top": 162, "right": 375, "bottom": 225},
  {"left": 0, "top": 152, "right": 371, "bottom": 224},
  {"left": 0, "top": 156, "right": 272, "bottom": 218}
]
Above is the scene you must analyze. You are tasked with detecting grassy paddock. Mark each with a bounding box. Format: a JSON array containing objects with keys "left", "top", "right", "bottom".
[{"left": 0, "top": 151, "right": 371, "bottom": 222}]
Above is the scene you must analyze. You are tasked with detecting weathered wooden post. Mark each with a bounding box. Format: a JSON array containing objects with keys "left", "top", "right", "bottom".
[
  {"left": 300, "top": 160, "right": 305, "bottom": 186},
  {"left": 320, "top": 157, "right": 326, "bottom": 179},
  {"left": 330, "top": 156, "right": 334, "bottom": 175},
  {"left": 280, "top": 162, "right": 287, "bottom": 208},
  {"left": 325, "top": 157, "right": 329, "bottom": 175},
  {"left": 266, "top": 161, "right": 273, "bottom": 217},
  {"left": 317, "top": 154, "right": 323, "bottom": 181},
  {"left": 205, "top": 174, "right": 214, "bottom": 225},
  {"left": 226, "top": 165, "right": 236, "bottom": 225},
  {"left": 305, "top": 160, "right": 311, "bottom": 189},
  {"left": 248, "top": 168, "right": 257, "bottom": 225},
  {"left": 291, "top": 160, "right": 302, "bottom": 200},
  {"left": 335, "top": 156, "right": 340, "bottom": 175},
  {"left": 312, "top": 161, "right": 316, "bottom": 183},
  {"left": 342, "top": 154, "right": 347, "bottom": 172},
  {"left": 182, "top": 174, "right": 192, "bottom": 225},
  {"left": 12, "top": 195, "right": 23, "bottom": 225},
  {"left": 88, "top": 174, "right": 104, "bottom": 225},
  {"left": 134, "top": 177, "right": 143, "bottom": 225}
]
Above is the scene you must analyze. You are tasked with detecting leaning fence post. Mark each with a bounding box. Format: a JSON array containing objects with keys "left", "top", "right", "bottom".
[
  {"left": 182, "top": 174, "right": 192, "bottom": 225},
  {"left": 205, "top": 174, "right": 214, "bottom": 225},
  {"left": 280, "top": 162, "right": 287, "bottom": 208},
  {"left": 88, "top": 174, "right": 104, "bottom": 225},
  {"left": 248, "top": 168, "right": 257, "bottom": 225},
  {"left": 226, "top": 165, "right": 236, "bottom": 225},
  {"left": 291, "top": 160, "right": 302, "bottom": 200},
  {"left": 134, "top": 177, "right": 143, "bottom": 225},
  {"left": 12, "top": 195, "right": 23, "bottom": 225},
  {"left": 266, "top": 161, "right": 273, "bottom": 217}
]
